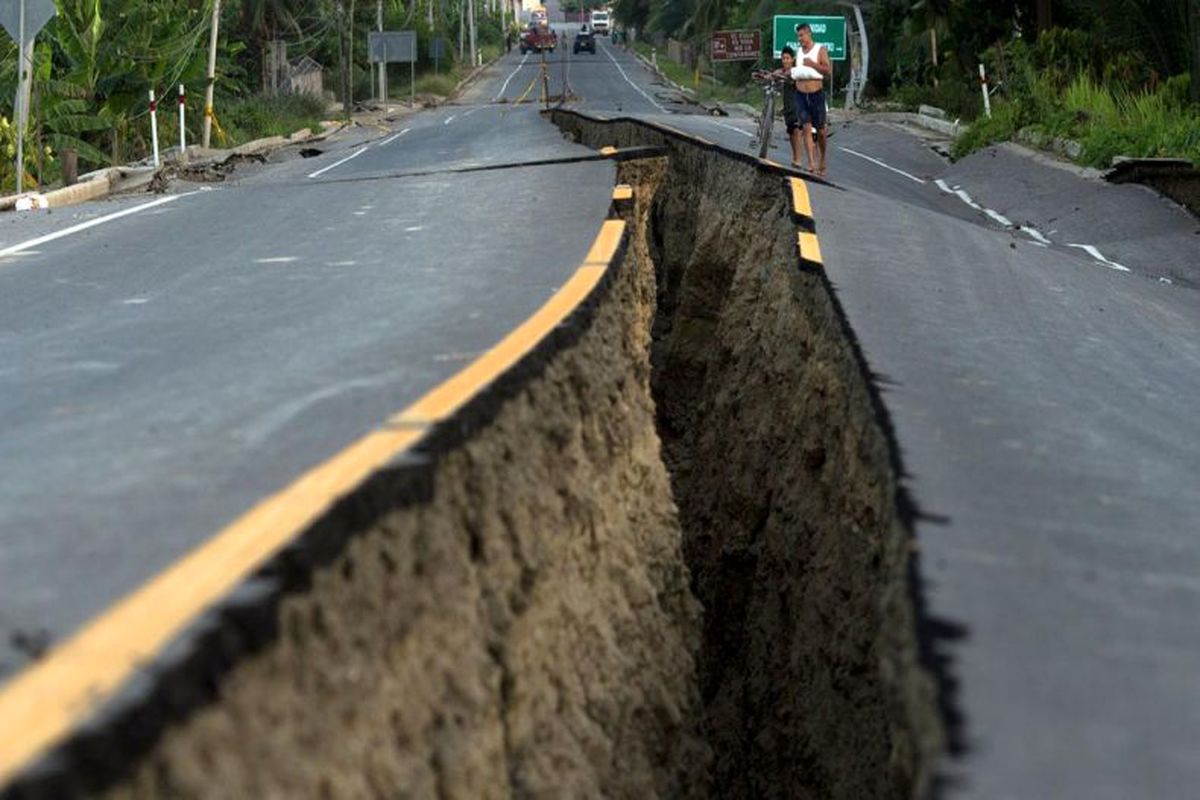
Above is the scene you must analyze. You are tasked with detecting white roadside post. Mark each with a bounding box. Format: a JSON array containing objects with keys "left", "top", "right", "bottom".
[
  {"left": 178, "top": 84, "right": 187, "bottom": 153},
  {"left": 979, "top": 63, "right": 992, "bottom": 118},
  {"left": 149, "top": 90, "right": 160, "bottom": 168}
]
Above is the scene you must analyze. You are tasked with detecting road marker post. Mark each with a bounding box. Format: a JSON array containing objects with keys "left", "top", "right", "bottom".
[
  {"left": 979, "top": 63, "right": 991, "bottom": 118},
  {"left": 149, "top": 90, "right": 160, "bottom": 168},
  {"left": 178, "top": 85, "right": 187, "bottom": 154}
]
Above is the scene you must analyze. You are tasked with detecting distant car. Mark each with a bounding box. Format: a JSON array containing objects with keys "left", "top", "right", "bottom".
[
  {"left": 589, "top": 10, "right": 610, "bottom": 35},
  {"left": 573, "top": 25, "right": 595, "bottom": 54}
]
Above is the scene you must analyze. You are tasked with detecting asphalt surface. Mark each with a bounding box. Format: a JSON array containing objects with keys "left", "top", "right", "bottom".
[
  {"left": 3, "top": 19, "right": 1200, "bottom": 800},
  {"left": 624, "top": 46, "right": 1200, "bottom": 799},
  {"left": 0, "top": 93, "right": 614, "bottom": 679}
]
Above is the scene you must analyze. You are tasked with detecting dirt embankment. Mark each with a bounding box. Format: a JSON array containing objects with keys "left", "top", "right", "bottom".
[{"left": 12, "top": 121, "right": 941, "bottom": 799}]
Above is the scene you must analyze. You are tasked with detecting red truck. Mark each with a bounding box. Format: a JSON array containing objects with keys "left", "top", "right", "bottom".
[{"left": 519, "top": 21, "right": 558, "bottom": 54}]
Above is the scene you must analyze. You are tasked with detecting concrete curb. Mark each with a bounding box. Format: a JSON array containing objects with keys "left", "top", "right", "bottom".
[{"left": 0, "top": 122, "right": 339, "bottom": 214}]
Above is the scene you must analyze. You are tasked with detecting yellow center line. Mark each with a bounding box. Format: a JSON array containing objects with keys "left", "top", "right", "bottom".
[
  {"left": 0, "top": 425, "right": 425, "bottom": 786},
  {"left": 798, "top": 231, "right": 823, "bottom": 266},
  {"left": 0, "top": 212, "right": 630, "bottom": 789},
  {"left": 789, "top": 177, "right": 814, "bottom": 221}
]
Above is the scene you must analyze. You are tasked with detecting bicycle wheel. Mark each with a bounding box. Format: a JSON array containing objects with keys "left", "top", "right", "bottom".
[{"left": 757, "top": 93, "right": 775, "bottom": 159}]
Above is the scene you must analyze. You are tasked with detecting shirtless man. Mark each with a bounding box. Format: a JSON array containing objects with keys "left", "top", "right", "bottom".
[{"left": 788, "top": 23, "right": 832, "bottom": 175}]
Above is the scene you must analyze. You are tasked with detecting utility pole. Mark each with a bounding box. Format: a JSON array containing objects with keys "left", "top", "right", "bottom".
[
  {"left": 458, "top": 0, "right": 464, "bottom": 60},
  {"left": 338, "top": 0, "right": 352, "bottom": 116},
  {"left": 202, "top": 0, "right": 221, "bottom": 148},
  {"left": 377, "top": 0, "right": 386, "bottom": 108},
  {"left": 468, "top": 0, "right": 477, "bottom": 66}
]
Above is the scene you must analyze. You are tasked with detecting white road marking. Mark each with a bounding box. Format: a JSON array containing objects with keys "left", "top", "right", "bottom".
[
  {"left": 405, "top": 226, "right": 424, "bottom": 232},
  {"left": 307, "top": 145, "right": 369, "bottom": 179},
  {"left": 839, "top": 146, "right": 926, "bottom": 184},
  {"left": 1065, "top": 243, "right": 1132, "bottom": 272},
  {"left": 1020, "top": 226, "right": 1053, "bottom": 245},
  {"left": 443, "top": 114, "right": 457, "bottom": 125},
  {"left": 255, "top": 257, "right": 299, "bottom": 264},
  {"left": 984, "top": 208, "right": 1014, "bottom": 227},
  {"left": 600, "top": 41, "right": 668, "bottom": 113},
  {"left": 494, "top": 52, "right": 531, "bottom": 100},
  {"left": 707, "top": 119, "right": 754, "bottom": 138},
  {"left": 460, "top": 105, "right": 487, "bottom": 118},
  {"left": 379, "top": 128, "right": 410, "bottom": 146},
  {"left": 122, "top": 298, "right": 149, "bottom": 305},
  {"left": 937, "top": 177, "right": 1133, "bottom": 271},
  {"left": 328, "top": 260, "right": 358, "bottom": 266},
  {"left": 0, "top": 193, "right": 198, "bottom": 258}
]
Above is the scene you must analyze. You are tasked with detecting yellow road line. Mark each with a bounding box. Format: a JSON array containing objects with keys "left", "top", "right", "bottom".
[
  {"left": 612, "top": 184, "right": 633, "bottom": 202},
  {"left": 394, "top": 221, "right": 624, "bottom": 426},
  {"left": 789, "top": 177, "right": 813, "bottom": 222},
  {"left": 798, "top": 232, "right": 823, "bottom": 266},
  {"left": 0, "top": 426, "right": 424, "bottom": 786},
  {"left": 0, "top": 215, "right": 629, "bottom": 788},
  {"left": 599, "top": 146, "right": 618, "bottom": 156}
]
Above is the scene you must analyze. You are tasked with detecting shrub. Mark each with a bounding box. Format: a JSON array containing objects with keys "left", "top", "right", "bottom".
[
  {"left": 951, "top": 99, "right": 1020, "bottom": 159},
  {"left": 222, "top": 93, "right": 326, "bottom": 144}
]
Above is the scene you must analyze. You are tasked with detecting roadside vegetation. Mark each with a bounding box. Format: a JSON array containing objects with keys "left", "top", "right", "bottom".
[
  {"left": 0, "top": 0, "right": 511, "bottom": 192},
  {"left": 611, "top": 0, "right": 1200, "bottom": 167},
  {"left": 629, "top": 41, "right": 760, "bottom": 109}
]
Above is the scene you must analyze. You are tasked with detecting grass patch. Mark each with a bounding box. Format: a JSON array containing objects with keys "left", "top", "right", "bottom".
[
  {"left": 413, "top": 72, "right": 460, "bottom": 97},
  {"left": 221, "top": 93, "right": 326, "bottom": 146},
  {"left": 631, "top": 41, "right": 761, "bottom": 110}
]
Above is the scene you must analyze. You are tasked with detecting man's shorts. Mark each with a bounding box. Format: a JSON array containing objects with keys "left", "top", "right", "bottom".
[
  {"left": 784, "top": 104, "right": 799, "bottom": 133},
  {"left": 795, "top": 88, "right": 827, "bottom": 129}
]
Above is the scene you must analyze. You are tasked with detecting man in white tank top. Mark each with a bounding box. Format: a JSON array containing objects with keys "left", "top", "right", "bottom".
[{"left": 789, "top": 23, "right": 832, "bottom": 176}]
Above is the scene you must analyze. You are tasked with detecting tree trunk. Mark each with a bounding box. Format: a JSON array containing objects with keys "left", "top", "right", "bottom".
[
  {"left": 1036, "top": 0, "right": 1052, "bottom": 33},
  {"left": 930, "top": 28, "right": 939, "bottom": 88},
  {"left": 1190, "top": 0, "right": 1200, "bottom": 102}
]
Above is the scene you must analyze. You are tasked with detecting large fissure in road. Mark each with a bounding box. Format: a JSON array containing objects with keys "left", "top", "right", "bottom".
[
  {"left": 9, "top": 123, "right": 937, "bottom": 800},
  {"left": 554, "top": 112, "right": 943, "bottom": 799}
]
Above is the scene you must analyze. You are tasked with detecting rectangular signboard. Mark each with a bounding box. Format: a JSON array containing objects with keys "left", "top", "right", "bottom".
[
  {"left": 369, "top": 30, "right": 417, "bottom": 64},
  {"left": 772, "top": 15, "right": 846, "bottom": 61},
  {"left": 711, "top": 30, "right": 760, "bottom": 62}
]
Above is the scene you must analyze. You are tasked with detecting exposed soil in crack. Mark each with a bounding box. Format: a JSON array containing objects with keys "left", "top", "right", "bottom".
[{"left": 553, "top": 112, "right": 943, "bottom": 799}]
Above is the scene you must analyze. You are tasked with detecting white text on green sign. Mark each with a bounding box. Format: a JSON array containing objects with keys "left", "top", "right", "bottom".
[{"left": 772, "top": 15, "right": 846, "bottom": 61}]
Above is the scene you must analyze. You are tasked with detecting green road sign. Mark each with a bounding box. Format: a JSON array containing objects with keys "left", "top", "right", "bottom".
[{"left": 772, "top": 15, "right": 846, "bottom": 61}]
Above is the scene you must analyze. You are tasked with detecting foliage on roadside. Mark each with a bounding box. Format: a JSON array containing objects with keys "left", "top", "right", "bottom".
[
  {"left": 951, "top": 32, "right": 1200, "bottom": 166},
  {"left": 0, "top": 0, "right": 514, "bottom": 191},
  {"left": 222, "top": 92, "right": 326, "bottom": 143},
  {"left": 630, "top": 41, "right": 758, "bottom": 109}
]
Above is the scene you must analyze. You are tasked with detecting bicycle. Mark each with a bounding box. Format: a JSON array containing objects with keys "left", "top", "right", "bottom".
[{"left": 750, "top": 70, "right": 789, "bottom": 159}]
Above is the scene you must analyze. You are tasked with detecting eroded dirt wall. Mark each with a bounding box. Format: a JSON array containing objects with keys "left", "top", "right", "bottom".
[
  {"left": 553, "top": 113, "right": 941, "bottom": 800},
  {"left": 84, "top": 158, "right": 713, "bottom": 800}
]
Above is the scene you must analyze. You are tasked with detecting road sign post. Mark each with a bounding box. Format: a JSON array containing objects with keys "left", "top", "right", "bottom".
[
  {"left": 369, "top": 31, "right": 418, "bottom": 107},
  {"left": 0, "top": 0, "right": 57, "bottom": 194},
  {"left": 431, "top": 38, "right": 447, "bottom": 75}
]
